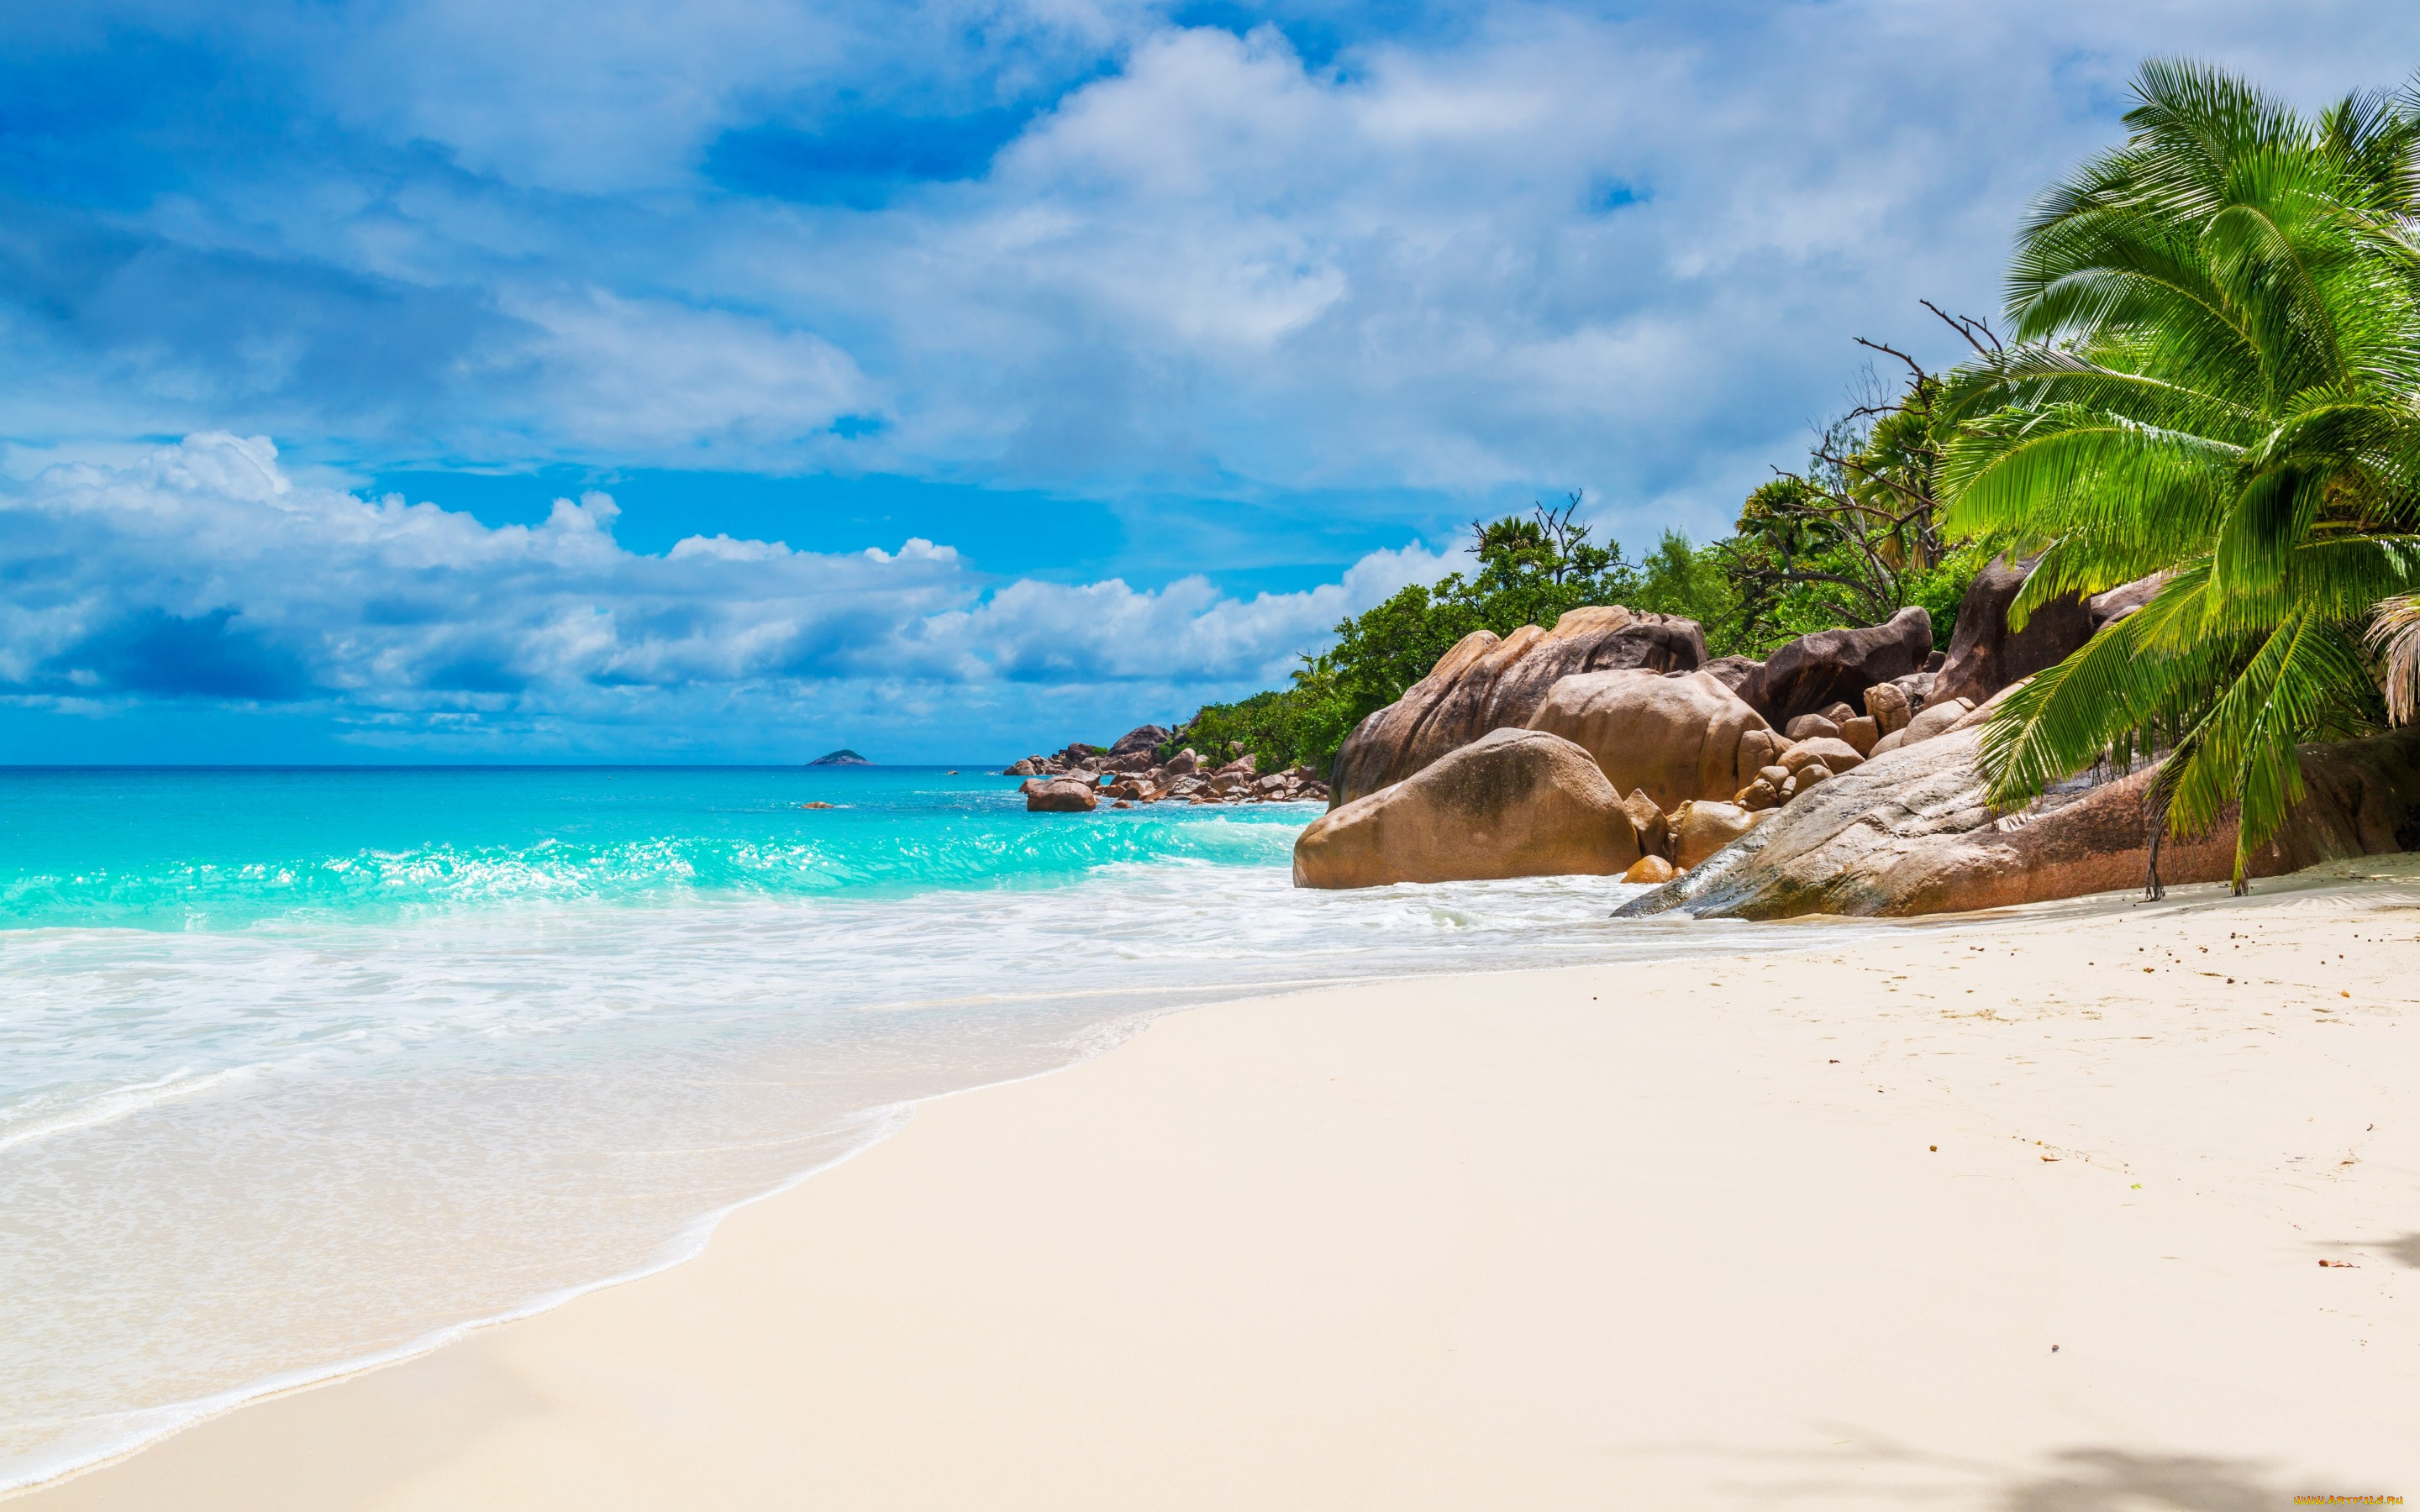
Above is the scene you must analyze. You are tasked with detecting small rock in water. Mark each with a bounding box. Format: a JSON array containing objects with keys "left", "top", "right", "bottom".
[
  {"left": 1622, "top": 854, "right": 1677, "bottom": 885},
  {"left": 1024, "top": 778, "right": 1098, "bottom": 813},
  {"left": 799, "top": 801, "right": 837, "bottom": 810}
]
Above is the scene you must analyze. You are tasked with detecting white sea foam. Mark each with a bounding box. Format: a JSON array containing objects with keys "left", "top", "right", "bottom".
[
  {"left": 0, "top": 858, "right": 1877, "bottom": 1494},
  {"left": 0, "top": 1065, "right": 258, "bottom": 1155}
]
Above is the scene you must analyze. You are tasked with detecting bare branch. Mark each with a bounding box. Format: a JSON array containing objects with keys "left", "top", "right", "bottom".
[
  {"left": 1853, "top": 336, "right": 1928, "bottom": 386},
  {"left": 1921, "top": 298, "right": 2003, "bottom": 356}
]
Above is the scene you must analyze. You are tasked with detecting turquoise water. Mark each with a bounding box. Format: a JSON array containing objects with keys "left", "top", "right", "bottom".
[
  {"left": 0, "top": 764, "right": 1787, "bottom": 1493},
  {"left": 0, "top": 765, "right": 1298, "bottom": 930}
]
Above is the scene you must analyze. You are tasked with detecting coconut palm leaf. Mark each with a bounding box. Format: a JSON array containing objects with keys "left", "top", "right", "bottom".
[{"left": 1935, "top": 59, "right": 2420, "bottom": 890}]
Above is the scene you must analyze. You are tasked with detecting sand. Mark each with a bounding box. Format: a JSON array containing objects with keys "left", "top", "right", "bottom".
[{"left": 17, "top": 861, "right": 2420, "bottom": 1509}]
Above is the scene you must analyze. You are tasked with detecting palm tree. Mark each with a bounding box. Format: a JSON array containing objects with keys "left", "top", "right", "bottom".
[
  {"left": 2371, "top": 596, "right": 2420, "bottom": 722},
  {"left": 1937, "top": 60, "right": 2420, "bottom": 890}
]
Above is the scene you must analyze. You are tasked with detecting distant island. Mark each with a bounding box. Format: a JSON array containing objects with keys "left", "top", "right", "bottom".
[{"left": 807, "top": 749, "right": 871, "bottom": 766}]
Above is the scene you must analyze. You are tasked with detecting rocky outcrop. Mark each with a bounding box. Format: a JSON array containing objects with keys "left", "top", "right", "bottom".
[
  {"left": 1005, "top": 743, "right": 1108, "bottom": 778},
  {"left": 1734, "top": 607, "right": 1933, "bottom": 726},
  {"left": 1293, "top": 728, "right": 1642, "bottom": 888},
  {"left": 1523, "top": 669, "right": 1780, "bottom": 814},
  {"left": 1615, "top": 723, "right": 2420, "bottom": 920},
  {"left": 1003, "top": 738, "right": 1325, "bottom": 806},
  {"left": 1328, "top": 606, "right": 1706, "bottom": 808},
  {"left": 1699, "top": 655, "right": 1761, "bottom": 694},
  {"left": 1619, "top": 789, "right": 1670, "bottom": 858},
  {"left": 2089, "top": 575, "right": 2163, "bottom": 627},
  {"left": 1932, "top": 557, "right": 2165, "bottom": 711},
  {"left": 1778, "top": 736, "right": 1864, "bottom": 776},
  {"left": 1931, "top": 555, "right": 2092, "bottom": 711}
]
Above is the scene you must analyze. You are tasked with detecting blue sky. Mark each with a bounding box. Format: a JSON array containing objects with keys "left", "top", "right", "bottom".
[{"left": 5, "top": 0, "right": 2419, "bottom": 762}]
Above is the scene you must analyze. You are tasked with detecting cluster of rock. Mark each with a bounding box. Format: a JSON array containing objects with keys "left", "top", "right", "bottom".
[
  {"left": 1008, "top": 725, "right": 1331, "bottom": 812},
  {"left": 1614, "top": 718, "right": 2420, "bottom": 919},
  {"left": 1291, "top": 554, "right": 2420, "bottom": 914},
  {"left": 1293, "top": 619, "right": 1995, "bottom": 890}
]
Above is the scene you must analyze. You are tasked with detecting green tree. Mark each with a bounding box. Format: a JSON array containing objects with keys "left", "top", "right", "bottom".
[
  {"left": 1168, "top": 498, "right": 1639, "bottom": 774},
  {"left": 1631, "top": 529, "right": 1747, "bottom": 651},
  {"left": 1939, "top": 60, "right": 2420, "bottom": 889},
  {"left": 1719, "top": 322, "right": 2000, "bottom": 654}
]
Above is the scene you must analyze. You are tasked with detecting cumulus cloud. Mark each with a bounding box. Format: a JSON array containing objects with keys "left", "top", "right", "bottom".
[
  {"left": 0, "top": 433, "right": 1442, "bottom": 754},
  {"left": 9, "top": 1, "right": 2420, "bottom": 753},
  {"left": 502, "top": 291, "right": 878, "bottom": 456},
  {"left": 13, "top": 0, "right": 2420, "bottom": 537}
]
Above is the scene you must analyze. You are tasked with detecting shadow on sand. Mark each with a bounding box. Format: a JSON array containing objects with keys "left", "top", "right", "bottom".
[
  {"left": 1702, "top": 1434, "right": 2362, "bottom": 1510},
  {"left": 1996, "top": 1448, "right": 2300, "bottom": 1511}
]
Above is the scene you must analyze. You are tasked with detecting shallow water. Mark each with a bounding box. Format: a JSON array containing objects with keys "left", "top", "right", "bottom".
[{"left": 0, "top": 765, "right": 1839, "bottom": 1489}]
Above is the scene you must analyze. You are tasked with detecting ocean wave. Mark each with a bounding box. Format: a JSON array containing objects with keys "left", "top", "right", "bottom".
[{"left": 0, "top": 770, "right": 1307, "bottom": 931}]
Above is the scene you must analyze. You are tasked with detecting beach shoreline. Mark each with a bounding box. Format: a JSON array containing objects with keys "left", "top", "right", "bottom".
[{"left": 16, "top": 862, "right": 2420, "bottom": 1509}]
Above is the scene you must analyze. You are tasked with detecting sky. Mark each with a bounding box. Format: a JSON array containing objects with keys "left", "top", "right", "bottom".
[{"left": 5, "top": 1, "right": 2420, "bottom": 762}]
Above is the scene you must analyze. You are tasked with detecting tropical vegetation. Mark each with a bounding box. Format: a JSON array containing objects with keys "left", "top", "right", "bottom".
[
  {"left": 1940, "top": 60, "right": 2420, "bottom": 889},
  {"left": 1185, "top": 59, "right": 2420, "bottom": 895}
]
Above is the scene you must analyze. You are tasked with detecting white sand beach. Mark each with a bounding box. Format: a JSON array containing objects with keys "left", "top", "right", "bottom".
[{"left": 18, "top": 863, "right": 2420, "bottom": 1510}]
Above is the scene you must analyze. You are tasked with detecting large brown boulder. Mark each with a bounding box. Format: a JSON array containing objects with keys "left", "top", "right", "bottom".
[
  {"left": 1109, "top": 724, "right": 1170, "bottom": 756},
  {"left": 1616, "top": 723, "right": 2420, "bottom": 920},
  {"left": 1933, "top": 558, "right": 2165, "bottom": 711},
  {"left": 1734, "top": 607, "right": 1933, "bottom": 726},
  {"left": 1700, "top": 655, "right": 1761, "bottom": 693},
  {"left": 1669, "top": 801, "right": 1760, "bottom": 869},
  {"left": 1023, "top": 777, "right": 1099, "bottom": 812},
  {"left": 1863, "top": 681, "right": 1912, "bottom": 733},
  {"left": 1870, "top": 696, "right": 1975, "bottom": 755},
  {"left": 1931, "top": 555, "right": 2092, "bottom": 711},
  {"left": 1328, "top": 606, "right": 1705, "bottom": 807},
  {"left": 1523, "top": 669, "right": 1776, "bottom": 813},
  {"left": 2089, "top": 575, "right": 2163, "bottom": 627},
  {"left": 1292, "top": 728, "right": 1642, "bottom": 889}
]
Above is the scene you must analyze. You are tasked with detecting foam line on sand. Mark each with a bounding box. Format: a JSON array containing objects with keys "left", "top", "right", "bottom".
[{"left": 17, "top": 863, "right": 2420, "bottom": 1509}]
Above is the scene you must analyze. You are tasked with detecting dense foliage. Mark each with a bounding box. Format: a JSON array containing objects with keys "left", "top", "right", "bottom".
[
  {"left": 1166, "top": 498, "right": 1645, "bottom": 771},
  {"left": 1942, "top": 60, "right": 2420, "bottom": 887}
]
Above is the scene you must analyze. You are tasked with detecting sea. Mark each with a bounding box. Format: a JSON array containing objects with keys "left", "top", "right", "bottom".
[{"left": 0, "top": 764, "right": 1815, "bottom": 1490}]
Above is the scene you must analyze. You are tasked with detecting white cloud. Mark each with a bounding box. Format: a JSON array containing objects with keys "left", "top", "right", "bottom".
[
  {"left": 0, "top": 433, "right": 1441, "bottom": 754},
  {"left": 13, "top": 0, "right": 2420, "bottom": 764},
  {"left": 502, "top": 290, "right": 877, "bottom": 455},
  {"left": 21, "top": 0, "right": 2420, "bottom": 524}
]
